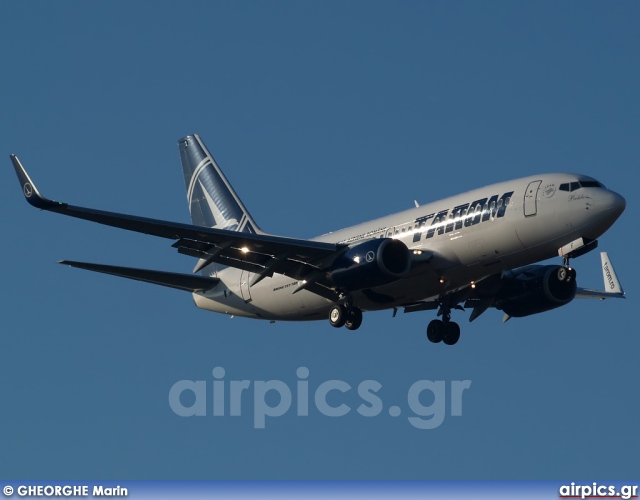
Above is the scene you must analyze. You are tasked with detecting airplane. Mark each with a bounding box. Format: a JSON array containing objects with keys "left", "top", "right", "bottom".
[{"left": 10, "top": 134, "right": 626, "bottom": 345}]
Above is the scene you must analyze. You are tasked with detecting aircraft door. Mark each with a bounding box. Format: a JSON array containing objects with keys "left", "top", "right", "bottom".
[
  {"left": 524, "top": 180, "right": 542, "bottom": 217},
  {"left": 240, "top": 270, "right": 252, "bottom": 302}
]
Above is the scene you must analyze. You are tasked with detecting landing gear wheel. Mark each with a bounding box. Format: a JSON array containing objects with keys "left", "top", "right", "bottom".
[
  {"left": 427, "top": 319, "right": 444, "bottom": 343},
  {"left": 329, "top": 305, "right": 347, "bottom": 328},
  {"left": 443, "top": 322, "right": 461, "bottom": 345},
  {"left": 344, "top": 308, "right": 363, "bottom": 331},
  {"left": 557, "top": 267, "right": 568, "bottom": 282}
]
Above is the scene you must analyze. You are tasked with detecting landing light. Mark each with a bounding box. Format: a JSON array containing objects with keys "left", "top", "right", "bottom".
[
  {"left": 413, "top": 250, "right": 423, "bottom": 255},
  {"left": 353, "top": 256, "right": 361, "bottom": 264},
  {"left": 471, "top": 281, "right": 476, "bottom": 289},
  {"left": 241, "top": 247, "right": 249, "bottom": 253},
  {"left": 439, "top": 278, "right": 445, "bottom": 284}
]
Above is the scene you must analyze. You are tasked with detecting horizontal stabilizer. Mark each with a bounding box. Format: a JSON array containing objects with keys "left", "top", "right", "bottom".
[
  {"left": 10, "top": 155, "right": 342, "bottom": 272},
  {"left": 58, "top": 261, "right": 220, "bottom": 292}
]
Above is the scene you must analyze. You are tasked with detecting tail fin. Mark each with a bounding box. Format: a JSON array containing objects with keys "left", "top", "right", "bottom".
[{"left": 179, "top": 134, "right": 262, "bottom": 234}]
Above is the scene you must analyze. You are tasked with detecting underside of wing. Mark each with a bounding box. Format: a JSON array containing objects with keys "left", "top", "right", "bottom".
[
  {"left": 575, "top": 288, "right": 626, "bottom": 300},
  {"left": 403, "top": 252, "right": 626, "bottom": 325},
  {"left": 11, "top": 154, "right": 346, "bottom": 289}
]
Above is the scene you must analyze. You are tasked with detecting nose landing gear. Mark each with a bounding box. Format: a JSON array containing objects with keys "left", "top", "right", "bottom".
[
  {"left": 329, "top": 304, "right": 363, "bottom": 331},
  {"left": 560, "top": 254, "right": 578, "bottom": 283}
]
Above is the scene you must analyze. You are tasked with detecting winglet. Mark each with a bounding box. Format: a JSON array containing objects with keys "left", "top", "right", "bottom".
[
  {"left": 10, "top": 154, "right": 61, "bottom": 209},
  {"left": 575, "top": 251, "right": 625, "bottom": 300},
  {"left": 600, "top": 252, "right": 624, "bottom": 295}
]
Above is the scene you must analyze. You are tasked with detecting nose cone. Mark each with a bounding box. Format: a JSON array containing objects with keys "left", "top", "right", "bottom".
[
  {"left": 600, "top": 189, "right": 626, "bottom": 219},
  {"left": 589, "top": 189, "right": 626, "bottom": 237}
]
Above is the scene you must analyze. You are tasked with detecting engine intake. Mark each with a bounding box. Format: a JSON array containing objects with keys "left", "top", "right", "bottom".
[
  {"left": 495, "top": 265, "right": 577, "bottom": 318},
  {"left": 330, "top": 238, "right": 411, "bottom": 290}
]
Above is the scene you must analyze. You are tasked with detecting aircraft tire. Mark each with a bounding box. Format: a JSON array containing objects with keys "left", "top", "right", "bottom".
[
  {"left": 557, "top": 267, "right": 568, "bottom": 282},
  {"left": 329, "top": 305, "right": 347, "bottom": 328},
  {"left": 344, "top": 308, "right": 363, "bottom": 331},
  {"left": 427, "top": 319, "right": 444, "bottom": 343},
  {"left": 443, "top": 322, "right": 461, "bottom": 345}
]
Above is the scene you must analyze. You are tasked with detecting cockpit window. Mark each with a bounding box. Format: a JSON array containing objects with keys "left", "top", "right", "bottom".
[
  {"left": 559, "top": 180, "right": 604, "bottom": 192},
  {"left": 580, "top": 180, "right": 605, "bottom": 188}
]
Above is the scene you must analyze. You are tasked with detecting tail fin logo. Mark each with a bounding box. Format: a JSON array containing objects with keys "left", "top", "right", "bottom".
[{"left": 180, "top": 135, "right": 261, "bottom": 234}]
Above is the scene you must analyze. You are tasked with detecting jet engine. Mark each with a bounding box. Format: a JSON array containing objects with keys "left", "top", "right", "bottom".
[
  {"left": 494, "top": 265, "right": 577, "bottom": 318},
  {"left": 330, "top": 238, "right": 411, "bottom": 290}
]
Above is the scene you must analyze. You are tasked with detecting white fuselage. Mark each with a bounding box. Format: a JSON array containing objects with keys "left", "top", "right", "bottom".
[{"left": 193, "top": 173, "right": 624, "bottom": 321}]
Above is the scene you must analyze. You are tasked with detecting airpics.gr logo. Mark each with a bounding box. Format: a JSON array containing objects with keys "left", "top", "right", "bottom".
[
  {"left": 168, "top": 367, "right": 472, "bottom": 429},
  {"left": 559, "top": 482, "right": 638, "bottom": 500}
]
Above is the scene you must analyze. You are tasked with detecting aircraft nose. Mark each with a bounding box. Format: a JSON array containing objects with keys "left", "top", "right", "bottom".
[{"left": 600, "top": 189, "right": 626, "bottom": 217}]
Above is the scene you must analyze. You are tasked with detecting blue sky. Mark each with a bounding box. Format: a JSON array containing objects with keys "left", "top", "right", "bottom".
[{"left": 1, "top": 1, "right": 638, "bottom": 479}]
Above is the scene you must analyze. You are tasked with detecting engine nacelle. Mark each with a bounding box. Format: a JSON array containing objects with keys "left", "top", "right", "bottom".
[
  {"left": 330, "top": 238, "right": 411, "bottom": 290},
  {"left": 495, "top": 265, "right": 577, "bottom": 318}
]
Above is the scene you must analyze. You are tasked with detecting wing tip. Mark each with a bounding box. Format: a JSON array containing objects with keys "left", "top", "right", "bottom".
[
  {"left": 10, "top": 154, "right": 57, "bottom": 209},
  {"left": 600, "top": 251, "right": 624, "bottom": 294}
]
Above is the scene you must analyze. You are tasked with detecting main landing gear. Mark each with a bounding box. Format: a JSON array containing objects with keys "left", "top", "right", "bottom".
[
  {"left": 426, "top": 308, "right": 461, "bottom": 345},
  {"left": 329, "top": 305, "right": 363, "bottom": 331},
  {"left": 427, "top": 319, "right": 461, "bottom": 345}
]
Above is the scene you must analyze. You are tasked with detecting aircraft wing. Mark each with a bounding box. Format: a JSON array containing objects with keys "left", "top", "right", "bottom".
[
  {"left": 575, "top": 252, "right": 625, "bottom": 300},
  {"left": 11, "top": 155, "right": 346, "bottom": 285},
  {"left": 404, "top": 252, "right": 625, "bottom": 323}
]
